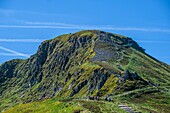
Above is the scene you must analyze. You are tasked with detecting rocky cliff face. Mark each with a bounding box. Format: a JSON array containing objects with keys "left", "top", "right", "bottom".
[{"left": 0, "top": 30, "right": 170, "bottom": 111}]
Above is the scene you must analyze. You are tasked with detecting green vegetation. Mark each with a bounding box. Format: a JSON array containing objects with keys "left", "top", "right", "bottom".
[
  {"left": 97, "top": 74, "right": 118, "bottom": 96},
  {"left": 0, "top": 30, "right": 170, "bottom": 112},
  {"left": 112, "top": 86, "right": 170, "bottom": 113},
  {"left": 3, "top": 98, "right": 127, "bottom": 113}
]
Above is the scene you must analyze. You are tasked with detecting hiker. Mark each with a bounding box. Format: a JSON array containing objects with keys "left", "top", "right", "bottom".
[
  {"left": 105, "top": 97, "right": 111, "bottom": 102},
  {"left": 96, "top": 96, "right": 99, "bottom": 101},
  {"left": 89, "top": 96, "right": 94, "bottom": 100},
  {"left": 105, "top": 97, "right": 108, "bottom": 101},
  {"left": 108, "top": 97, "right": 111, "bottom": 102}
]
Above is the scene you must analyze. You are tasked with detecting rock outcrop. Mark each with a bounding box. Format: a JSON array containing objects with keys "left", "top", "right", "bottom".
[{"left": 0, "top": 30, "right": 170, "bottom": 111}]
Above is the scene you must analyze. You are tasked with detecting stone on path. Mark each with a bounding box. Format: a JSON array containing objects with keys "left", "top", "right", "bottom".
[{"left": 118, "top": 104, "right": 139, "bottom": 113}]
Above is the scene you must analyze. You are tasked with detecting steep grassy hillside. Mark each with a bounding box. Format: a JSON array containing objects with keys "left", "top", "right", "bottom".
[{"left": 0, "top": 30, "right": 170, "bottom": 112}]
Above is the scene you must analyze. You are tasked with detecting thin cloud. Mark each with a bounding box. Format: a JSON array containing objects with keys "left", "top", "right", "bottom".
[
  {"left": 0, "top": 53, "right": 31, "bottom": 56},
  {"left": 0, "top": 39, "right": 44, "bottom": 42},
  {"left": 1, "top": 24, "right": 170, "bottom": 33},
  {"left": 26, "top": 21, "right": 77, "bottom": 26},
  {"left": 136, "top": 40, "right": 170, "bottom": 44},
  {"left": 1, "top": 9, "right": 170, "bottom": 33},
  {"left": 0, "top": 46, "right": 29, "bottom": 57},
  {"left": 0, "top": 9, "right": 67, "bottom": 18},
  {"left": 0, "top": 38, "right": 169, "bottom": 44}
]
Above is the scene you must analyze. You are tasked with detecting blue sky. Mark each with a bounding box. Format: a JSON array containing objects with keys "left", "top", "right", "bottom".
[{"left": 0, "top": 0, "right": 170, "bottom": 64}]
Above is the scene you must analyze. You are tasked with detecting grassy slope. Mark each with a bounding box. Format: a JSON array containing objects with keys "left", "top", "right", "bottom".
[
  {"left": 1, "top": 30, "right": 170, "bottom": 113},
  {"left": 110, "top": 86, "right": 170, "bottom": 113},
  {"left": 124, "top": 49, "right": 170, "bottom": 85},
  {"left": 4, "top": 86, "right": 170, "bottom": 113},
  {"left": 110, "top": 47, "right": 170, "bottom": 113},
  {"left": 3, "top": 98, "right": 126, "bottom": 113},
  {"left": 129, "top": 90, "right": 170, "bottom": 113}
]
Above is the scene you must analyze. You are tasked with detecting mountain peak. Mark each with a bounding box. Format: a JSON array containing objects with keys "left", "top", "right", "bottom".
[
  {"left": 42, "top": 30, "right": 145, "bottom": 56},
  {"left": 0, "top": 30, "right": 170, "bottom": 112},
  {"left": 73, "top": 30, "right": 128, "bottom": 39}
]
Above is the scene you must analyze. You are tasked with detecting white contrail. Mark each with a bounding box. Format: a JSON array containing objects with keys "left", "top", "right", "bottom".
[
  {"left": 1, "top": 25, "right": 170, "bottom": 33},
  {"left": 0, "top": 39, "right": 44, "bottom": 42},
  {"left": 0, "top": 46, "right": 29, "bottom": 57},
  {"left": 0, "top": 53, "right": 31, "bottom": 56}
]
